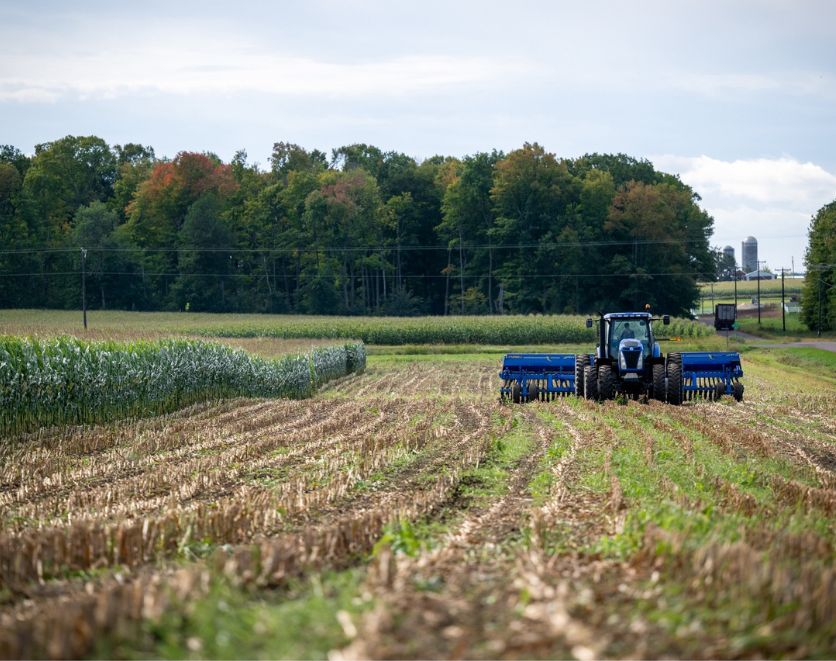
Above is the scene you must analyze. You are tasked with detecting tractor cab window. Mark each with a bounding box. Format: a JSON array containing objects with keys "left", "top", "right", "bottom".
[{"left": 610, "top": 319, "right": 650, "bottom": 356}]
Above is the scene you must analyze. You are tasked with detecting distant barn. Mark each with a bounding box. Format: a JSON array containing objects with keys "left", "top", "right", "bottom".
[{"left": 744, "top": 269, "right": 776, "bottom": 281}]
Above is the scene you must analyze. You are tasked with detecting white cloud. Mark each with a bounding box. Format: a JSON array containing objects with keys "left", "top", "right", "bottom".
[
  {"left": 0, "top": 85, "right": 59, "bottom": 103},
  {"left": 656, "top": 155, "right": 836, "bottom": 206},
  {"left": 670, "top": 71, "right": 836, "bottom": 98},
  {"left": 652, "top": 154, "right": 836, "bottom": 269},
  {"left": 0, "top": 31, "right": 533, "bottom": 102}
]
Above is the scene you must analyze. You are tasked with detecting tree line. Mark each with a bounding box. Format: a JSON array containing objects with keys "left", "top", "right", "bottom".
[{"left": 0, "top": 137, "right": 719, "bottom": 316}]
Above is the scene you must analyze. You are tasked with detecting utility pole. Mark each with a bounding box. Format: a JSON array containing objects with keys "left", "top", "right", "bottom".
[
  {"left": 711, "top": 282, "right": 715, "bottom": 316},
  {"left": 80, "top": 247, "right": 88, "bottom": 330},
  {"left": 733, "top": 266, "right": 737, "bottom": 309},
  {"left": 781, "top": 267, "right": 786, "bottom": 333},
  {"left": 757, "top": 260, "right": 763, "bottom": 326}
]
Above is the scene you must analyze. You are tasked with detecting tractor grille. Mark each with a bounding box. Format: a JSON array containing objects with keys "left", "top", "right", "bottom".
[{"left": 623, "top": 351, "right": 640, "bottom": 369}]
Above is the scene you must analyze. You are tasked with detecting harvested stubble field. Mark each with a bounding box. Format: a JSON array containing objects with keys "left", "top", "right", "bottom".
[{"left": 0, "top": 343, "right": 834, "bottom": 659}]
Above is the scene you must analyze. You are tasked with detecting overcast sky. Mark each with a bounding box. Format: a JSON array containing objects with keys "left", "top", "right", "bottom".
[{"left": 2, "top": 0, "right": 835, "bottom": 271}]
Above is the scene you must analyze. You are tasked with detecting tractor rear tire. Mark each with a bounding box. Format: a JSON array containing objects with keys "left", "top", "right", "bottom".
[
  {"left": 666, "top": 356, "right": 683, "bottom": 406},
  {"left": 583, "top": 365, "right": 598, "bottom": 401},
  {"left": 652, "top": 364, "right": 666, "bottom": 401},
  {"left": 733, "top": 381, "right": 744, "bottom": 402},
  {"left": 598, "top": 365, "right": 616, "bottom": 401},
  {"left": 512, "top": 383, "right": 521, "bottom": 404},
  {"left": 574, "top": 355, "right": 588, "bottom": 397}
]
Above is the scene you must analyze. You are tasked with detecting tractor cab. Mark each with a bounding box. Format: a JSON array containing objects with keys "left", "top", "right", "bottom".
[
  {"left": 606, "top": 315, "right": 651, "bottom": 360},
  {"left": 586, "top": 312, "right": 669, "bottom": 378}
]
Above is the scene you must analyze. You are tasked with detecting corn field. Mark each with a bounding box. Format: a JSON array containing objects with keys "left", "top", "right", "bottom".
[
  {"left": 0, "top": 310, "right": 711, "bottom": 345},
  {"left": 0, "top": 337, "right": 365, "bottom": 437},
  {"left": 193, "top": 314, "right": 710, "bottom": 344}
]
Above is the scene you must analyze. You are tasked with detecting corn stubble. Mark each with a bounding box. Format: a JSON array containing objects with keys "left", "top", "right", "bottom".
[
  {"left": 1, "top": 351, "right": 834, "bottom": 659},
  {"left": 0, "top": 362, "right": 500, "bottom": 659}
]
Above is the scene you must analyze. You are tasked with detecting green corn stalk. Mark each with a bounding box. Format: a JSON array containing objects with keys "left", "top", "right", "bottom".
[{"left": 0, "top": 337, "right": 366, "bottom": 439}]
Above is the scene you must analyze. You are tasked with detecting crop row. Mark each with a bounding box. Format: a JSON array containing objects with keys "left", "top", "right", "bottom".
[
  {"left": 0, "top": 337, "right": 366, "bottom": 438},
  {"left": 195, "top": 314, "right": 709, "bottom": 344},
  {"left": 0, "top": 410, "right": 495, "bottom": 660},
  {"left": 0, "top": 392, "right": 492, "bottom": 590}
]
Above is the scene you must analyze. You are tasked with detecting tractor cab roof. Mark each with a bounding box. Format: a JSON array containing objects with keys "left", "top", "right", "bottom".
[{"left": 602, "top": 312, "right": 653, "bottom": 321}]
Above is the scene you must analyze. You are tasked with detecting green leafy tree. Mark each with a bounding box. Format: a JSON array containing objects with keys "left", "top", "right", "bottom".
[
  {"left": 801, "top": 201, "right": 835, "bottom": 332},
  {"left": 171, "top": 194, "right": 235, "bottom": 311},
  {"left": 0, "top": 145, "right": 31, "bottom": 178},
  {"left": 558, "top": 168, "right": 616, "bottom": 312},
  {"left": 439, "top": 151, "right": 502, "bottom": 313},
  {"left": 270, "top": 142, "right": 327, "bottom": 185},
  {"left": 569, "top": 153, "right": 659, "bottom": 188},
  {"left": 491, "top": 143, "right": 582, "bottom": 313},
  {"left": 0, "top": 163, "right": 22, "bottom": 232},
  {"left": 21, "top": 135, "right": 117, "bottom": 245},
  {"left": 72, "top": 202, "right": 145, "bottom": 309},
  {"left": 604, "top": 180, "right": 713, "bottom": 315},
  {"left": 331, "top": 144, "right": 384, "bottom": 179},
  {"left": 8, "top": 136, "right": 117, "bottom": 306},
  {"left": 302, "top": 169, "right": 386, "bottom": 313},
  {"left": 0, "top": 162, "right": 34, "bottom": 306},
  {"left": 377, "top": 153, "right": 448, "bottom": 313}
]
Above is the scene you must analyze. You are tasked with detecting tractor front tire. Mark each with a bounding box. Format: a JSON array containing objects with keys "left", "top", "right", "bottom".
[
  {"left": 666, "top": 357, "right": 683, "bottom": 406},
  {"left": 598, "top": 365, "right": 616, "bottom": 401},
  {"left": 652, "top": 364, "right": 666, "bottom": 402},
  {"left": 574, "top": 355, "right": 588, "bottom": 397},
  {"left": 583, "top": 365, "right": 598, "bottom": 401}
]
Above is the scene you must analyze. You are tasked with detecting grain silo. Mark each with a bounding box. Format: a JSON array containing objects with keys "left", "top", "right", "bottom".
[
  {"left": 741, "top": 236, "right": 757, "bottom": 273},
  {"left": 722, "top": 245, "right": 735, "bottom": 263}
]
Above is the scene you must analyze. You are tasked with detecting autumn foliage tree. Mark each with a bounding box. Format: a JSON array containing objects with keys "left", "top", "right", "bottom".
[{"left": 125, "top": 152, "right": 237, "bottom": 306}]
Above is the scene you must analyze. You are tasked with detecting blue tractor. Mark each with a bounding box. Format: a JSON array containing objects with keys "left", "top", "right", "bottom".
[{"left": 499, "top": 311, "right": 744, "bottom": 404}]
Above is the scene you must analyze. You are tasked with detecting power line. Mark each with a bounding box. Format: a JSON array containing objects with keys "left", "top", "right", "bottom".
[
  {"left": 0, "top": 234, "right": 809, "bottom": 256},
  {"left": 2, "top": 263, "right": 830, "bottom": 279},
  {"left": 0, "top": 269, "right": 727, "bottom": 280}
]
